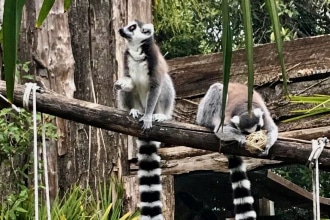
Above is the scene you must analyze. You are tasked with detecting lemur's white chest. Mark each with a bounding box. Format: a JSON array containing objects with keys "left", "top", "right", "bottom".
[{"left": 127, "top": 50, "right": 149, "bottom": 108}]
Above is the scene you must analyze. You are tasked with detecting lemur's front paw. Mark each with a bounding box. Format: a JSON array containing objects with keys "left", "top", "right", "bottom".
[
  {"left": 139, "top": 115, "right": 153, "bottom": 131},
  {"left": 258, "top": 145, "right": 271, "bottom": 156},
  {"left": 152, "top": 114, "right": 168, "bottom": 122},
  {"left": 114, "top": 77, "right": 134, "bottom": 92},
  {"left": 237, "top": 135, "right": 247, "bottom": 147},
  {"left": 129, "top": 109, "right": 143, "bottom": 119}
]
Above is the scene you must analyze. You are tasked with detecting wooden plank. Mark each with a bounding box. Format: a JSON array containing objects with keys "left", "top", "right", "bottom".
[
  {"left": 279, "top": 126, "right": 330, "bottom": 140},
  {"left": 266, "top": 171, "right": 330, "bottom": 210},
  {"left": 249, "top": 171, "right": 330, "bottom": 214},
  {"left": 168, "top": 34, "right": 330, "bottom": 98},
  {"left": 130, "top": 152, "right": 283, "bottom": 175}
]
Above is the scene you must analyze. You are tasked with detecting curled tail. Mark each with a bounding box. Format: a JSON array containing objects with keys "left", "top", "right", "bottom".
[
  {"left": 228, "top": 156, "right": 256, "bottom": 220},
  {"left": 137, "top": 139, "right": 163, "bottom": 220}
]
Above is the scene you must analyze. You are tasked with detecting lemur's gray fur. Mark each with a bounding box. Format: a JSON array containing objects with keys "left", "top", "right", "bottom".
[
  {"left": 115, "top": 20, "right": 175, "bottom": 131},
  {"left": 115, "top": 20, "right": 175, "bottom": 220},
  {"left": 196, "top": 82, "right": 278, "bottom": 156},
  {"left": 196, "top": 82, "right": 278, "bottom": 220}
]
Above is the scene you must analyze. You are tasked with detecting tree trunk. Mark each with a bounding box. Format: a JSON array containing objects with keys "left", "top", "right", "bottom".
[{"left": 13, "top": 0, "right": 76, "bottom": 202}]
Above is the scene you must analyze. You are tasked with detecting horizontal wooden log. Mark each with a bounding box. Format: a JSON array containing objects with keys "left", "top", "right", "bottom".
[{"left": 1, "top": 80, "right": 330, "bottom": 171}]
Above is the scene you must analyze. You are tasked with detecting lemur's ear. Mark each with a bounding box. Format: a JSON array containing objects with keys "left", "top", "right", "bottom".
[
  {"left": 253, "top": 108, "right": 264, "bottom": 117},
  {"left": 231, "top": 115, "right": 240, "bottom": 125},
  {"left": 141, "top": 23, "right": 154, "bottom": 35}
]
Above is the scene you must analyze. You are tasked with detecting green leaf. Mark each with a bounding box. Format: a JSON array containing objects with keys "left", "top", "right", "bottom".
[
  {"left": 3, "top": 0, "right": 26, "bottom": 103},
  {"left": 283, "top": 108, "right": 330, "bottom": 122},
  {"left": 64, "top": 0, "right": 73, "bottom": 12},
  {"left": 265, "top": 0, "right": 288, "bottom": 96},
  {"left": 283, "top": 95, "right": 330, "bottom": 122},
  {"left": 14, "top": 207, "right": 28, "bottom": 213},
  {"left": 118, "top": 211, "right": 132, "bottom": 220},
  {"left": 36, "top": 0, "right": 55, "bottom": 28},
  {"left": 220, "top": 0, "right": 232, "bottom": 128},
  {"left": 241, "top": 0, "right": 254, "bottom": 114},
  {"left": 305, "top": 98, "right": 330, "bottom": 114},
  {"left": 289, "top": 95, "right": 329, "bottom": 103},
  {"left": 100, "top": 203, "right": 112, "bottom": 220}
]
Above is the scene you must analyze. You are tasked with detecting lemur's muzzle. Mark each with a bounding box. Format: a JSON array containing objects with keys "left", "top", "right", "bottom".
[{"left": 119, "top": 28, "right": 130, "bottom": 39}]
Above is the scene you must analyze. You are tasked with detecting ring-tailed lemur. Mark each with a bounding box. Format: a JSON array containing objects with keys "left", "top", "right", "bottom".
[
  {"left": 115, "top": 20, "right": 175, "bottom": 220},
  {"left": 196, "top": 82, "right": 278, "bottom": 220}
]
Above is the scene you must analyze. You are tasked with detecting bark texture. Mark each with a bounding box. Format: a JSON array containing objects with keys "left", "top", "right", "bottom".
[
  {"left": 1, "top": 81, "right": 330, "bottom": 172},
  {"left": 63, "top": 0, "right": 117, "bottom": 193}
]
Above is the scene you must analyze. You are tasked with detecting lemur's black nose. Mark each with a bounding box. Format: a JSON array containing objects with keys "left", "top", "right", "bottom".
[{"left": 119, "top": 28, "right": 128, "bottom": 38}]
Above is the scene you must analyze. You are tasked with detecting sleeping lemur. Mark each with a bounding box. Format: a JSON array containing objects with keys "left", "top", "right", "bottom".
[
  {"left": 196, "top": 82, "right": 278, "bottom": 220},
  {"left": 115, "top": 20, "right": 175, "bottom": 220}
]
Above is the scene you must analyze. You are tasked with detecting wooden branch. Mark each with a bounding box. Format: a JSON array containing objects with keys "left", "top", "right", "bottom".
[{"left": 1, "top": 80, "right": 330, "bottom": 171}]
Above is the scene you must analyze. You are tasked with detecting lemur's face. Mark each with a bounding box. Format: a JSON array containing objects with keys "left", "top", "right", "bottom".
[
  {"left": 119, "top": 20, "right": 154, "bottom": 43},
  {"left": 231, "top": 108, "right": 264, "bottom": 135}
]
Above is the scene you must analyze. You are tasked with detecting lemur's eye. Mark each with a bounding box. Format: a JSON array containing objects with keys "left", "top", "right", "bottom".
[
  {"left": 142, "top": 28, "right": 151, "bottom": 35},
  {"left": 128, "top": 24, "right": 136, "bottom": 32}
]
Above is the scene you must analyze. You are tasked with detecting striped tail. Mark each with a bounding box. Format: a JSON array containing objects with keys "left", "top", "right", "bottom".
[
  {"left": 137, "top": 139, "right": 163, "bottom": 220},
  {"left": 228, "top": 156, "right": 257, "bottom": 220}
]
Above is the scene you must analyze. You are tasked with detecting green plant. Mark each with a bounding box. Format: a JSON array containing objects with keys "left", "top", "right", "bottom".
[
  {"left": 0, "top": 108, "right": 57, "bottom": 163},
  {"left": 15, "top": 61, "right": 33, "bottom": 84},
  {"left": 283, "top": 95, "right": 330, "bottom": 122},
  {"left": 0, "top": 187, "right": 29, "bottom": 220},
  {"left": 0, "top": 179, "right": 139, "bottom": 220},
  {"left": 0, "top": 107, "right": 58, "bottom": 213}
]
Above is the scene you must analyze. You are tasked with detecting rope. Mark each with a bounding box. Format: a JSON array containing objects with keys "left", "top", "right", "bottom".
[
  {"left": 23, "top": 83, "right": 51, "bottom": 220},
  {"left": 42, "top": 114, "right": 51, "bottom": 220},
  {"left": 32, "top": 84, "right": 39, "bottom": 220},
  {"left": 23, "top": 82, "right": 34, "bottom": 111},
  {"left": 307, "top": 137, "right": 328, "bottom": 220}
]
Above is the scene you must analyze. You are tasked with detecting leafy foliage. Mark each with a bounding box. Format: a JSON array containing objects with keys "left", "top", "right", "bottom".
[
  {"left": 154, "top": 0, "right": 330, "bottom": 59},
  {"left": 0, "top": 108, "right": 57, "bottom": 163},
  {"left": 0, "top": 107, "right": 138, "bottom": 219},
  {"left": 0, "top": 179, "right": 139, "bottom": 220},
  {"left": 0, "top": 107, "right": 58, "bottom": 213}
]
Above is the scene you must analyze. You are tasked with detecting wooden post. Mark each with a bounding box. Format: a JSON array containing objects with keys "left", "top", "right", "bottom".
[
  {"left": 259, "top": 198, "right": 275, "bottom": 217},
  {"left": 123, "top": 175, "right": 175, "bottom": 219}
]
